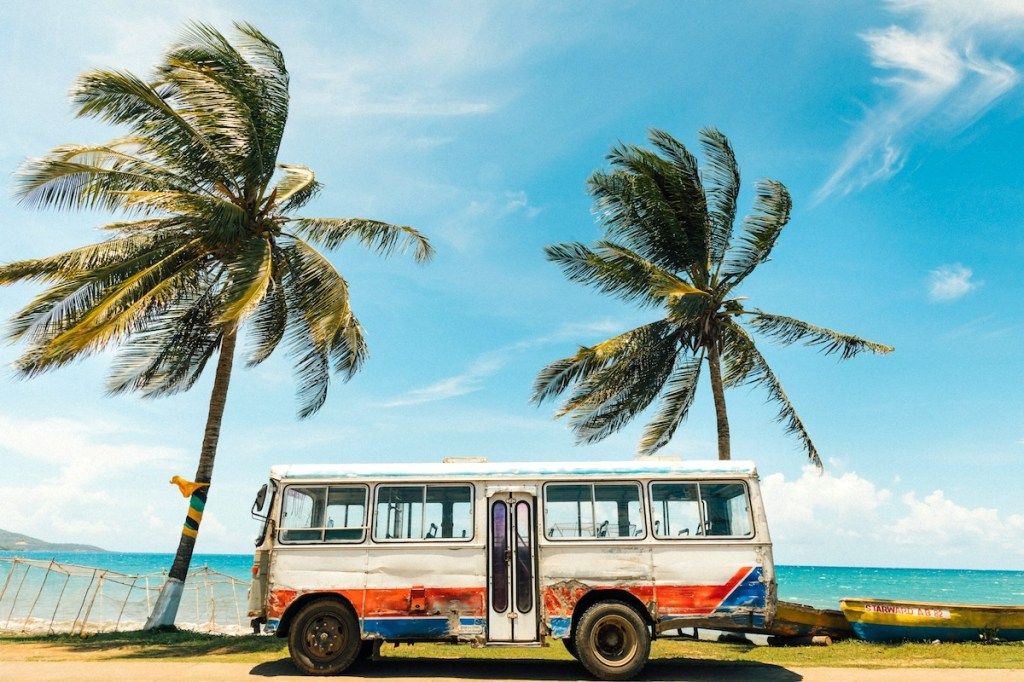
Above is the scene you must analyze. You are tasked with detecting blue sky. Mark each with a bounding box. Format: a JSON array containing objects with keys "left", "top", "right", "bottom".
[{"left": 0, "top": 1, "right": 1022, "bottom": 569}]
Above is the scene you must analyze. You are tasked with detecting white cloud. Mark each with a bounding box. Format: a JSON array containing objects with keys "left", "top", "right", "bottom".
[
  {"left": 889, "top": 490, "right": 1024, "bottom": 553},
  {"left": 928, "top": 263, "right": 981, "bottom": 301},
  {"left": 762, "top": 466, "right": 1024, "bottom": 567},
  {"left": 0, "top": 413, "right": 185, "bottom": 548},
  {"left": 816, "top": 1, "right": 1024, "bottom": 201}
]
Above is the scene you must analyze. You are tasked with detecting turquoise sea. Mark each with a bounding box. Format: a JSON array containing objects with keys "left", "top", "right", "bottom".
[{"left": 2, "top": 551, "right": 1023, "bottom": 610}]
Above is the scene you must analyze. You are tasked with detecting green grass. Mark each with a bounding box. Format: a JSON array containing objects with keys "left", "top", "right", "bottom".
[
  {"left": 2, "top": 631, "right": 1023, "bottom": 668},
  {"left": 0, "top": 630, "right": 287, "bottom": 663}
]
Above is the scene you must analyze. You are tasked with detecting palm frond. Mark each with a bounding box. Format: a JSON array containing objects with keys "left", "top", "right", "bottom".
[
  {"left": 217, "top": 237, "right": 275, "bottom": 324},
  {"left": 286, "top": 328, "right": 331, "bottom": 418},
  {"left": 243, "top": 272, "right": 287, "bottom": 367},
  {"left": 28, "top": 243, "right": 206, "bottom": 370},
  {"left": 543, "top": 241, "right": 692, "bottom": 308},
  {"left": 273, "top": 164, "right": 320, "bottom": 212},
  {"left": 16, "top": 152, "right": 185, "bottom": 214},
  {"left": 106, "top": 281, "right": 223, "bottom": 396},
  {"left": 721, "top": 179, "right": 791, "bottom": 284},
  {"left": 288, "top": 218, "right": 433, "bottom": 263},
  {"left": 697, "top": 127, "right": 740, "bottom": 271},
  {"left": 637, "top": 355, "right": 702, "bottom": 456},
  {"left": 590, "top": 137, "right": 708, "bottom": 277},
  {"left": 724, "top": 323, "right": 822, "bottom": 468},
  {"left": 745, "top": 311, "right": 894, "bottom": 359},
  {"left": 531, "top": 321, "right": 667, "bottom": 404},
  {"left": 72, "top": 68, "right": 233, "bottom": 190},
  {"left": 281, "top": 237, "right": 350, "bottom": 347},
  {"left": 558, "top": 322, "right": 681, "bottom": 444},
  {"left": 163, "top": 21, "right": 290, "bottom": 185},
  {"left": 0, "top": 232, "right": 164, "bottom": 286},
  {"left": 327, "top": 306, "right": 368, "bottom": 381}
]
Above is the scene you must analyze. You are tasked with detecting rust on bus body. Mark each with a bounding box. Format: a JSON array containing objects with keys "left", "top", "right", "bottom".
[
  {"left": 269, "top": 586, "right": 486, "bottom": 621},
  {"left": 543, "top": 580, "right": 657, "bottom": 618}
]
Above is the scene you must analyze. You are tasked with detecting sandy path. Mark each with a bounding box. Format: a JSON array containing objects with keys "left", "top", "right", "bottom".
[{"left": 1, "top": 657, "right": 1024, "bottom": 681}]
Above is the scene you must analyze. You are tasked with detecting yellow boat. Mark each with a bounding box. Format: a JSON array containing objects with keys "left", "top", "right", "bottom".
[
  {"left": 840, "top": 598, "right": 1024, "bottom": 642},
  {"left": 769, "top": 600, "right": 854, "bottom": 639}
]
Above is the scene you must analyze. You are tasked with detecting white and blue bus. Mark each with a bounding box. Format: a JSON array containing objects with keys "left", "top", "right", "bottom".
[{"left": 248, "top": 459, "right": 776, "bottom": 680}]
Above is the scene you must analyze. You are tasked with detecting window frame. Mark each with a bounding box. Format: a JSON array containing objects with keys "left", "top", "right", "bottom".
[
  {"left": 277, "top": 483, "right": 370, "bottom": 544},
  {"left": 371, "top": 483, "right": 476, "bottom": 543},
  {"left": 648, "top": 479, "right": 755, "bottom": 541},
  {"left": 542, "top": 480, "right": 647, "bottom": 541}
]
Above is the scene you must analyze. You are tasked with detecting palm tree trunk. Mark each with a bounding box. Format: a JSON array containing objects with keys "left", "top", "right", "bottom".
[
  {"left": 707, "top": 339, "right": 731, "bottom": 460},
  {"left": 144, "top": 325, "right": 238, "bottom": 629}
]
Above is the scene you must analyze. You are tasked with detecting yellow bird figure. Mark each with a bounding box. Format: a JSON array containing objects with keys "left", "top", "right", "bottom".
[{"left": 170, "top": 475, "right": 209, "bottom": 498}]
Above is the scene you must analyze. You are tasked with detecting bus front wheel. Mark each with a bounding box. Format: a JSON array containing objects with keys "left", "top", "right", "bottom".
[
  {"left": 288, "top": 600, "right": 362, "bottom": 676},
  {"left": 574, "top": 601, "right": 651, "bottom": 681}
]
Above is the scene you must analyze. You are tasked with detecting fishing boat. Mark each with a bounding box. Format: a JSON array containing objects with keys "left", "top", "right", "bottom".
[
  {"left": 840, "top": 598, "right": 1024, "bottom": 642},
  {"left": 769, "top": 601, "right": 854, "bottom": 640}
]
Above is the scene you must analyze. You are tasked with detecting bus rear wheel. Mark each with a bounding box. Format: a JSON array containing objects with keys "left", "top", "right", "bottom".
[
  {"left": 288, "top": 600, "right": 362, "bottom": 675},
  {"left": 574, "top": 601, "right": 651, "bottom": 681}
]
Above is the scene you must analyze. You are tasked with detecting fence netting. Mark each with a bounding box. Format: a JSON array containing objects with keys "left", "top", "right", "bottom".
[{"left": 0, "top": 557, "right": 249, "bottom": 635}]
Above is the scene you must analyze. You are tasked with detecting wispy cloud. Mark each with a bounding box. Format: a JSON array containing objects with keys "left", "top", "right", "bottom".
[
  {"left": 928, "top": 263, "right": 981, "bottom": 301},
  {"left": 380, "top": 319, "right": 623, "bottom": 408},
  {"left": 379, "top": 356, "right": 504, "bottom": 408},
  {"left": 289, "top": 4, "right": 568, "bottom": 121},
  {"left": 816, "top": 0, "right": 1024, "bottom": 201}
]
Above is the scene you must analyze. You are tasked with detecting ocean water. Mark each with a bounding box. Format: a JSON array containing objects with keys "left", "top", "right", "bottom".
[
  {"left": 2, "top": 551, "right": 1022, "bottom": 610},
  {"left": 775, "top": 564, "right": 1024, "bottom": 609}
]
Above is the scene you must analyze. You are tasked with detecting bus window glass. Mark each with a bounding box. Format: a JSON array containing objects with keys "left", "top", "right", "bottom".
[
  {"left": 324, "top": 486, "right": 367, "bottom": 541},
  {"left": 490, "top": 502, "right": 508, "bottom": 612},
  {"left": 594, "top": 484, "right": 644, "bottom": 538},
  {"left": 650, "top": 483, "right": 701, "bottom": 538},
  {"left": 425, "top": 486, "right": 473, "bottom": 539},
  {"left": 544, "top": 483, "right": 643, "bottom": 539},
  {"left": 701, "top": 483, "right": 753, "bottom": 537},
  {"left": 281, "top": 486, "right": 326, "bottom": 542},
  {"left": 514, "top": 501, "right": 533, "bottom": 612},
  {"left": 374, "top": 485, "right": 473, "bottom": 541},
  {"left": 544, "top": 484, "right": 594, "bottom": 538}
]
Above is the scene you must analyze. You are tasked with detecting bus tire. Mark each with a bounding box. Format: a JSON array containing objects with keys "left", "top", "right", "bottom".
[
  {"left": 288, "top": 600, "right": 362, "bottom": 676},
  {"left": 574, "top": 601, "right": 651, "bottom": 681}
]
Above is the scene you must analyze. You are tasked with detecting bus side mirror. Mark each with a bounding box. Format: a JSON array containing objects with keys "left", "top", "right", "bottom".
[{"left": 252, "top": 484, "right": 268, "bottom": 516}]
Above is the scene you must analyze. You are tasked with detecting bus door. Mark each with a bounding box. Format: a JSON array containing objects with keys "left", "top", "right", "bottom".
[{"left": 486, "top": 489, "right": 538, "bottom": 642}]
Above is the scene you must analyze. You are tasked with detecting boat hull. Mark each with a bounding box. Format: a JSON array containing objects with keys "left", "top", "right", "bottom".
[
  {"left": 770, "top": 601, "right": 854, "bottom": 639},
  {"left": 840, "top": 598, "right": 1024, "bottom": 643}
]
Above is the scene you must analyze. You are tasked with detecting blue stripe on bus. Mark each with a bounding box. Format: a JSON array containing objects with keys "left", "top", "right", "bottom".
[{"left": 362, "top": 616, "right": 485, "bottom": 639}]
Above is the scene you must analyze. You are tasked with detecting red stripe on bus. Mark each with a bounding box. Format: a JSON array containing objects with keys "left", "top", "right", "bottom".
[
  {"left": 268, "top": 586, "right": 486, "bottom": 620},
  {"left": 654, "top": 566, "right": 752, "bottom": 615},
  {"left": 541, "top": 567, "right": 752, "bottom": 618}
]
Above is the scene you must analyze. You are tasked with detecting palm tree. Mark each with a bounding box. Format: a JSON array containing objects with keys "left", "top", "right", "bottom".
[
  {"left": 533, "top": 128, "right": 891, "bottom": 465},
  {"left": 0, "top": 22, "right": 432, "bottom": 628}
]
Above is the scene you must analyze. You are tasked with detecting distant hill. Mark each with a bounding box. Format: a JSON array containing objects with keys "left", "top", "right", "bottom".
[{"left": 0, "top": 528, "right": 108, "bottom": 553}]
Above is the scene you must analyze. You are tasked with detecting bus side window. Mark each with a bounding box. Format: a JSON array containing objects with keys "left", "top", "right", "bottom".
[
  {"left": 324, "top": 486, "right": 368, "bottom": 542},
  {"left": 544, "top": 483, "right": 644, "bottom": 540},
  {"left": 373, "top": 485, "right": 473, "bottom": 541},
  {"left": 280, "top": 486, "right": 326, "bottom": 542},
  {"left": 700, "top": 483, "right": 753, "bottom": 537},
  {"left": 650, "top": 483, "right": 700, "bottom": 538}
]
